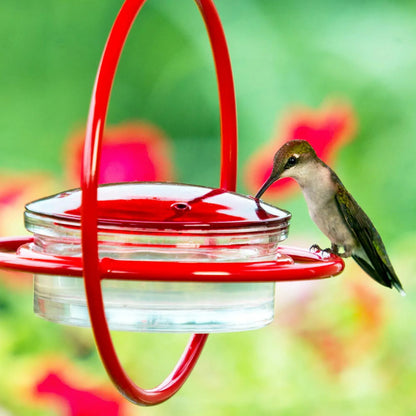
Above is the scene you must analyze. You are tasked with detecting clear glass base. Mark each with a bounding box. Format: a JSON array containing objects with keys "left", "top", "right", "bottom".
[
  {"left": 26, "top": 183, "right": 292, "bottom": 333},
  {"left": 34, "top": 275, "right": 275, "bottom": 332}
]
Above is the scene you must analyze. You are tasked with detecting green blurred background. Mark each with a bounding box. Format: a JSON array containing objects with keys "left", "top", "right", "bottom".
[{"left": 0, "top": 0, "right": 415, "bottom": 414}]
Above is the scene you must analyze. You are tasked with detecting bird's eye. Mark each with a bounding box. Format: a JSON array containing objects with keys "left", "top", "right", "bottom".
[{"left": 285, "top": 155, "right": 298, "bottom": 169}]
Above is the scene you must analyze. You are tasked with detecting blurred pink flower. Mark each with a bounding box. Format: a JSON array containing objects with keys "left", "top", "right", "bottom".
[
  {"left": 244, "top": 100, "right": 357, "bottom": 200},
  {"left": 33, "top": 368, "right": 130, "bottom": 416},
  {"left": 0, "top": 173, "right": 57, "bottom": 288},
  {"left": 64, "top": 121, "right": 175, "bottom": 186}
]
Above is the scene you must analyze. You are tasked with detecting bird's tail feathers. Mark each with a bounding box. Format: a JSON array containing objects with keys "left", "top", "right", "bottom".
[
  {"left": 352, "top": 254, "right": 405, "bottom": 296},
  {"left": 392, "top": 281, "right": 406, "bottom": 297}
]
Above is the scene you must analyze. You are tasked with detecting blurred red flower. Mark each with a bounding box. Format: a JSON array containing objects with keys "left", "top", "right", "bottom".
[
  {"left": 244, "top": 100, "right": 357, "bottom": 200},
  {"left": 31, "top": 360, "right": 132, "bottom": 416},
  {"left": 0, "top": 173, "right": 57, "bottom": 288},
  {"left": 65, "top": 121, "right": 175, "bottom": 186}
]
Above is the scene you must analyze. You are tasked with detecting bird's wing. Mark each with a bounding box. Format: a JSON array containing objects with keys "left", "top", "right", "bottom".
[{"left": 334, "top": 185, "right": 404, "bottom": 292}]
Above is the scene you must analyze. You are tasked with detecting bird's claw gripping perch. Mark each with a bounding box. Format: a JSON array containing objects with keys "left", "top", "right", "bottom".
[
  {"left": 309, "top": 244, "right": 322, "bottom": 253},
  {"left": 309, "top": 244, "right": 332, "bottom": 259}
]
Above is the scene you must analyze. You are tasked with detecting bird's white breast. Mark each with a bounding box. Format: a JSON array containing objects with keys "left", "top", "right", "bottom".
[{"left": 294, "top": 163, "right": 356, "bottom": 247}]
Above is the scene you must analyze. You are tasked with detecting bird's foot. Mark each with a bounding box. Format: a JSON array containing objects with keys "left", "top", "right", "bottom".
[
  {"left": 309, "top": 244, "right": 322, "bottom": 253},
  {"left": 309, "top": 244, "right": 333, "bottom": 258}
]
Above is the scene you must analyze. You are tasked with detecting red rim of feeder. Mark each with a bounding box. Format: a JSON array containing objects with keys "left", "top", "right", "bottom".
[
  {"left": 0, "top": 0, "right": 345, "bottom": 407},
  {"left": 0, "top": 236, "right": 342, "bottom": 282}
]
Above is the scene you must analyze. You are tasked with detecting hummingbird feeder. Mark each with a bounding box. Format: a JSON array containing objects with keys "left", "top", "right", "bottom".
[{"left": 0, "top": 0, "right": 344, "bottom": 406}]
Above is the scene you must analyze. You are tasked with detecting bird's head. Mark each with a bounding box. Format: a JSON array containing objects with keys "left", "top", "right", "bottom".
[{"left": 255, "top": 139, "right": 319, "bottom": 199}]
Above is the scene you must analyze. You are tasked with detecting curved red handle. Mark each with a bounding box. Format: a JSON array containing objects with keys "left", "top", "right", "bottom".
[{"left": 81, "top": 0, "right": 236, "bottom": 406}]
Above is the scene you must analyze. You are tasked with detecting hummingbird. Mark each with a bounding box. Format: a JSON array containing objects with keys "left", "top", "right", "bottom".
[{"left": 255, "top": 139, "right": 405, "bottom": 295}]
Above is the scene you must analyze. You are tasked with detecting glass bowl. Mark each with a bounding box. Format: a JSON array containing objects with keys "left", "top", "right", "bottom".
[{"left": 25, "top": 182, "right": 291, "bottom": 332}]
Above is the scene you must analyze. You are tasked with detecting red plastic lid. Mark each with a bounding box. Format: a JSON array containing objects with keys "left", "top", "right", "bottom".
[{"left": 25, "top": 182, "right": 291, "bottom": 231}]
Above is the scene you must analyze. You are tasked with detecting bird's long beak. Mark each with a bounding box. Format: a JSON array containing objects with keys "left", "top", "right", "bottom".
[{"left": 255, "top": 174, "right": 279, "bottom": 199}]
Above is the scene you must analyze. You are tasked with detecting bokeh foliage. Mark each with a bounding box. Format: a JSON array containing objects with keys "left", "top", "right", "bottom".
[{"left": 0, "top": 0, "right": 415, "bottom": 414}]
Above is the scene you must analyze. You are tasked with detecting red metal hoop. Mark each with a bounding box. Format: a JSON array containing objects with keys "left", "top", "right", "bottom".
[{"left": 81, "top": 0, "right": 237, "bottom": 406}]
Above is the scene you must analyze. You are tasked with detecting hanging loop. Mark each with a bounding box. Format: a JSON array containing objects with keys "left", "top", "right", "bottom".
[{"left": 81, "top": 0, "right": 236, "bottom": 406}]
